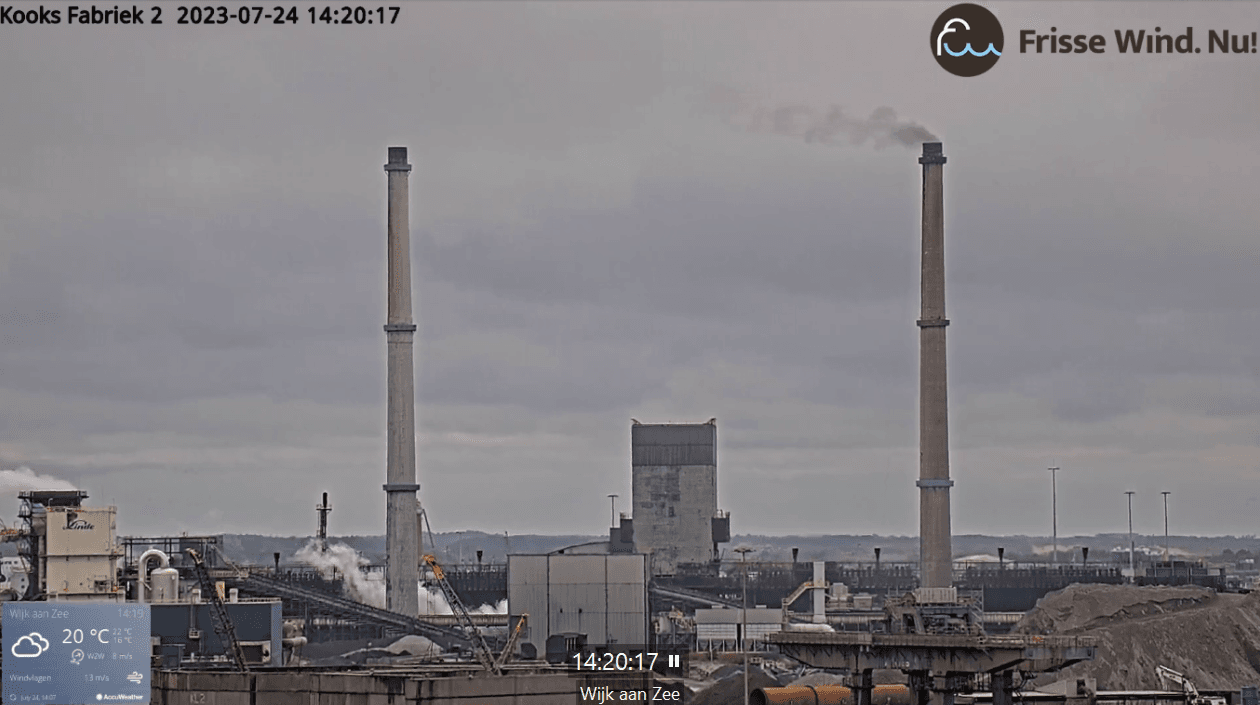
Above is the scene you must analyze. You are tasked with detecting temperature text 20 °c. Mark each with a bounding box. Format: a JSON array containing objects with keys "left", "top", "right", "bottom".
[{"left": 62, "top": 628, "right": 109, "bottom": 644}]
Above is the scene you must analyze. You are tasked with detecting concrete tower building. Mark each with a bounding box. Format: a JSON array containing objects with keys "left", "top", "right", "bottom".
[
  {"left": 916, "top": 142, "right": 953, "bottom": 590},
  {"left": 631, "top": 420, "right": 731, "bottom": 575},
  {"left": 383, "top": 147, "right": 420, "bottom": 616}
]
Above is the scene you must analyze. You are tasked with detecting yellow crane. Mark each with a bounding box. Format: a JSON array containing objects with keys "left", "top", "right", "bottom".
[
  {"left": 422, "top": 554, "right": 503, "bottom": 673},
  {"left": 494, "top": 614, "right": 528, "bottom": 673}
]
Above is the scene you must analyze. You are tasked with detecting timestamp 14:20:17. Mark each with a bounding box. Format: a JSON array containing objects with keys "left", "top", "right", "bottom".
[{"left": 573, "top": 651, "right": 659, "bottom": 671}]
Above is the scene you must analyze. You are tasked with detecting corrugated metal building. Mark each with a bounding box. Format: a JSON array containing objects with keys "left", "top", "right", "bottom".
[
  {"left": 631, "top": 421, "right": 729, "bottom": 575},
  {"left": 694, "top": 607, "right": 783, "bottom": 649},
  {"left": 507, "top": 554, "right": 649, "bottom": 655}
]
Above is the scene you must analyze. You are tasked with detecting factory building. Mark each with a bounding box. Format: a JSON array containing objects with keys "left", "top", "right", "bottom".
[
  {"left": 16, "top": 490, "right": 122, "bottom": 601},
  {"left": 631, "top": 420, "right": 730, "bottom": 575},
  {"left": 507, "top": 553, "right": 649, "bottom": 657}
]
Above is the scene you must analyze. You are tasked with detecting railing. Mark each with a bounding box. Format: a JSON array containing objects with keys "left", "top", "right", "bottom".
[
  {"left": 770, "top": 632, "right": 1099, "bottom": 650},
  {"left": 978, "top": 634, "right": 1098, "bottom": 648}
]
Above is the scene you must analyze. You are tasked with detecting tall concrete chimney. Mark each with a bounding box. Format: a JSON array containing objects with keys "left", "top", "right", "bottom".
[
  {"left": 917, "top": 142, "right": 953, "bottom": 589},
  {"left": 384, "top": 146, "right": 420, "bottom": 616}
]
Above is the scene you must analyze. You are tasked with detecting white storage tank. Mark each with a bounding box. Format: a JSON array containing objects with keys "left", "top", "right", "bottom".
[
  {"left": 151, "top": 567, "right": 179, "bottom": 602},
  {"left": 138, "top": 548, "right": 177, "bottom": 603}
]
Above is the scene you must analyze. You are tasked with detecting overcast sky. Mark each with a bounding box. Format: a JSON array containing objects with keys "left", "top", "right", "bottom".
[{"left": 2, "top": 2, "right": 1257, "bottom": 541}]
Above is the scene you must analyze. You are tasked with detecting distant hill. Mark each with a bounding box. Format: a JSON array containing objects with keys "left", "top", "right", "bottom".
[
  {"left": 216, "top": 532, "right": 602, "bottom": 566},
  {"left": 207, "top": 532, "right": 1260, "bottom": 568}
]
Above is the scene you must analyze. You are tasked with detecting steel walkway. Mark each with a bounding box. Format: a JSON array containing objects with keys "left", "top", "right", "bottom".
[{"left": 650, "top": 583, "right": 743, "bottom": 609}]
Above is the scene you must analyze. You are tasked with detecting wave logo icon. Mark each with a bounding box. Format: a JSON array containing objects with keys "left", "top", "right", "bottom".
[
  {"left": 931, "top": 4, "right": 1004, "bottom": 76},
  {"left": 938, "top": 20, "right": 1002, "bottom": 57}
]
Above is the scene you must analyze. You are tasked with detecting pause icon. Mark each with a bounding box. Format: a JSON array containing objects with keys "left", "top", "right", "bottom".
[{"left": 668, "top": 654, "right": 680, "bottom": 668}]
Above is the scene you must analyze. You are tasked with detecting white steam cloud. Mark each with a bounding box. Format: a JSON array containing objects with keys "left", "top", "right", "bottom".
[
  {"left": 702, "top": 85, "right": 938, "bottom": 148},
  {"left": 0, "top": 466, "right": 77, "bottom": 496},
  {"left": 1030, "top": 543, "right": 1197, "bottom": 559},
  {"left": 294, "top": 540, "right": 385, "bottom": 607},
  {"left": 293, "top": 540, "right": 506, "bottom": 615}
]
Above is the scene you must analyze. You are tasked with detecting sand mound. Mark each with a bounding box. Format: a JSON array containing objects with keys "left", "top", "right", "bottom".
[
  {"left": 1014, "top": 584, "right": 1215, "bottom": 634},
  {"left": 1017, "top": 585, "right": 1260, "bottom": 690},
  {"left": 787, "top": 672, "right": 849, "bottom": 687},
  {"left": 690, "top": 665, "right": 783, "bottom": 705},
  {"left": 384, "top": 634, "right": 440, "bottom": 657}
]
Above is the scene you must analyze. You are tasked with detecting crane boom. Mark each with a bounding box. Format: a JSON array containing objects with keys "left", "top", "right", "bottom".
[
  {"left": 186, "top": 548, "right": 250, "bottom": 672},
  {"left": 1155, "top": 665, "right": 1226, "bottom": 705},
  {"left": 493, "top": 614, "right": 528, "bottom": 672},
  {"left": 422, "top": 554, "right": 499, "bottom": 673}
]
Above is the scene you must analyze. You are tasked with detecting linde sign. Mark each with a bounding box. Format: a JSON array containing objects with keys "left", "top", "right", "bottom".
[{"left": 66, "top": 515, "right": 95, "bottom": 531}]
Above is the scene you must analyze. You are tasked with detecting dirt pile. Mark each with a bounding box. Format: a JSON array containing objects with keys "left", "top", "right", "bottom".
[
  {"left": 1014, "top": 584, "right": 1260, "bottom": 690},
  {"left": 1014, "top": 584, "right": 1215, "bottom": 634},
  {"left": 786, "top": 670, "right": 908, "bottom": 686},
  {"left": 787, "top": 672, "right": 848, "bottom": 687},
  {"left": 383, "top": 634, "right": 440, "bottom": 657},
  {"left": 688, "top": 665, "right": 783, "bottom": 705}
]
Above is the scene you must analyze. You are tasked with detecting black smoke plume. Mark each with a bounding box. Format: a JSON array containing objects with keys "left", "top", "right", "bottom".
[{"left": 701, "top": 85, "right": 937, "bottom": 148}]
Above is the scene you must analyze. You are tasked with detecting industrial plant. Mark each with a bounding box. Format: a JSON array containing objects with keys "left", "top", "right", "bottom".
[{"left": 1, "top": 144, "right": 1257, "bottom": 705}]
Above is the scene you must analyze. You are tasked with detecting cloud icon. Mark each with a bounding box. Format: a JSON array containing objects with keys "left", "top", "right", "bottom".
[{"left": 11, "top": 632, "right": 50, "bottom": 657}]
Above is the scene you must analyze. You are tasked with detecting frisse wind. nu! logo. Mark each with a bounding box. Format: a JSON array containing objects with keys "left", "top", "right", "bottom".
[{"left": 932, "top": 4, "right": 1005, "bottom": 76}]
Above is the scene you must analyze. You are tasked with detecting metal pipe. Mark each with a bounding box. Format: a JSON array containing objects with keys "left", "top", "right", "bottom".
[
  {"left": 916, "top": 142, "right": 953, "bottom": 589},
  {"left": 751, "top": 685, "right": 913, "bottom": 705},
  {"left": 736, "top": 547, "right": 754, "bottom": 705},
  {"left": 813, "top": 561, "right": 826, "bottom": 624},
  {"left": 316, "top": 492, "right": 332, "bottom": 553},
  {"left": 1162, "top": 491, "right": 1171, "bottom": 563},
  {"left": 136, "top": 549, "right": 170, "bottom": 603},
  {"left": 1049, "top": 467, "right": 1058, "bottom": 568},
  {"left": 384, "top": 146, "right": 421, "bottom": 616},
  {"left": 1125, "top": 491, "right": 1136, "bottom": 583}
]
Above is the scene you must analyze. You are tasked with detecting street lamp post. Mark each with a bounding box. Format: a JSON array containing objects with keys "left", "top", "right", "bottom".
[
  {"left": 1125, "top": 491, "right": 1136, "bottom": 583},
  {"left": 1050, "top": 467, "right": 1059, "bottom": 568},
  {"left": 734, "top": 546, "right": 754, "bottom": 705},
  {"left": 1162, "top": 491, "right": 1171, "bottom": 564}
]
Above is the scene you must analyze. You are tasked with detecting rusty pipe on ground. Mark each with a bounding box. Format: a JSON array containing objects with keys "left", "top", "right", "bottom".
[{"left": 751, "top": 684, "right": 912, "bottom": 705}]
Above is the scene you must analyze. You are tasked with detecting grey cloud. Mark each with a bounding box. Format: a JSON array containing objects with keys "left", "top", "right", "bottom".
[{"left": 1, "top": 2, "right": 1258, "bottom": 536}]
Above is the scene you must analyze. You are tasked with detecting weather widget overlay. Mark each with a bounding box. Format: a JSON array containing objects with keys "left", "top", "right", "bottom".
[{"left": 3, "top": 602, "right": 151, "bottom": 704}]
